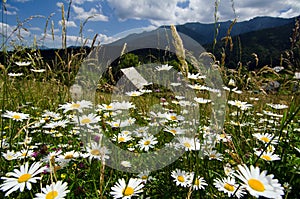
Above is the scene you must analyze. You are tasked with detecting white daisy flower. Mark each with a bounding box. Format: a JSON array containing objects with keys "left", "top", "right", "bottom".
[
  {"left": 42, "top": 111, "right": 61, "bottom": 120},
  {"left": 263, "top": 110, "right": 283, "bottom": 118},
  {"left": 234, "top": 164, "right": 284, "bottom": 198},
  {"left": 228, "top": 100, "right": 252, "bottom": 110},
  {"left": 188, "top": 84, "right": 207, "bottom": 90},
  {"left": 57, "top": 150, "right": 80, "bottom": 161},
  {"left": 155, "top": 64, "right": 173, "bottom": 71},
  {"left": 164, "top": 113, "right": 184, "bottom": 122},
  {"left": 293, "top": 71, "right": 300, "bottom": 79},
  {"left": 41, "top": 150, "right": 62, "bottom": 163},
  {"left": 120, "top": 161, "right": 131, "bottom": 168},
  {"left": 224, "top": 163, "right": 234, "bottom": 176},
  {"left": 16, "top": 148, "right": 34, "bottom": 160},
  {"left": 253, "top": 133, "right": 279, "bottom": 145},
  {"left": 137, "top": 135, "right": 158, "bottom": 151},
  {"left": 73, "top": 113, "right": 101, "bottom": 126},
  {"left": 171, "top": 169, "right": 193, "bottom": 187},
  {"left": 177, "top": 137, "right": 200, "bottom": 151},
  {"left": 170, "top": 82, "right": 181, "bottom": 87},
  {"left": 137, "top": 170, "right": 153, "bottom": 183},
  {"left": 34, "top": 180, "right": 70, "bottom": 199},
  {"left": 133, "top": 127, "right": 149, "bottom": 137},
  {"left": 192, "top": 176, "right": 208, "bottom": 190},
  {"left": 97, "top": 103, "right": 115, "bottom": 111},
  {"left": 112, "top": 132, "right": 132, "bottom": 143},
  {"left": 213, "top": 176, "right": 245, "bottom": 198},
  {"left": 125, "top": 91, "right": 143, "bottom": 97},
  {"left": 59, "top": 100, "right": 92, "bottom": 113},
  {"left": 164, "top": 126, "right": 185, "bottom": 136},
  {"left": 43, "top": 119, "right": 70, "bottom": 129},
  {"left": 194, "top": 97, "right": 211, "bottom": 104},
  {"left": 83, "top": 143, "right": 110, "bottom": 163},
  {"left": 113, "top": 101, "right": 135, "bottom": 110},
  {"left": 216, "top": 133, "right": 231, "bottom": 143},
  {"left": 2, "top": 150, "right": 17, "bottom": 161},
  {"left": 267, "top": 103, "right": 288, "bottom": 110},
  {"left": 205, "top": 150, "right": 223, "bottom": 161},
  {"left": 228, "top": 78, "right": 236, "bottom": 87},
  {"left": 255, "top": 150, "right": 281, "bottom": 161},
  {"left": 110, "top": 178, "right": 144, "bottom": 199},
  {"left": 2, "top": 110, "right": 29, "bottom": 121},
  {"left": 8, "top": 72, "right": 23, "bottom": 77},
  {"left": 0, "top": 162, "right": 45, "bottom": 196},
  {"left": 15, "top": 61, "right": 31, "bottom": 66},
  {"left": 187, "top": 72, "right": 202, "bottom": 80},
  {"left": 30, "top": 68, "right": 46, "bottom": 73}
]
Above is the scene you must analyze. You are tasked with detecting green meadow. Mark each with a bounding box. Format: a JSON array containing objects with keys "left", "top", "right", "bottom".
[{"left": 0, "top": 3, "right": 300, "bottom": 199}]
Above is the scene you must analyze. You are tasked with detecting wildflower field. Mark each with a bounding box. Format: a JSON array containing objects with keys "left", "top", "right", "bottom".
[{"left": 1, "top": 3, "right": 300, "bottom": 199}]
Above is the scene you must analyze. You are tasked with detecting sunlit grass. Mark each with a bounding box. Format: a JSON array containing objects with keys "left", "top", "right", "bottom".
[{"left": 0, "top": 65, "right": 299, "bottom": 198}]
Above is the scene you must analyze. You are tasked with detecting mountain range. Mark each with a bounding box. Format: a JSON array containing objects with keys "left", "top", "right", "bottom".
[{"left": 108, "top": 15, "right": 299, "bottom": 69}]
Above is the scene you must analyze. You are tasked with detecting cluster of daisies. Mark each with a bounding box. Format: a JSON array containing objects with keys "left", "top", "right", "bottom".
[
  {"left": 0, "top": 67, "right": 296, "bottom": 198},
  {"left": 170, "top": 164, "right": 284, "bottom": 199}
]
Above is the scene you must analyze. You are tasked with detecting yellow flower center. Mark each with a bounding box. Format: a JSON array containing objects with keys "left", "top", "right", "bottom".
[
  {"left": 81, "top": 118, "right": 91, "bottom": 124},
  {"left": 18, "top": 173, "right": 31, "bottom": 183},
  {"left": 144, "top": 140, "right": 151, "bottom": 145},
  {"left": 45, "top": 190, "right": 58, "bottom": 199},
  {"left": 170, "top": 116, "right": 177, "bottom": 120},
  {"left": 224, "top": 183, "right": 235, "bottom": 192},
  {"left": 248, "top": 178, "right": 265, "bottom": 192},
  {"left": 209, "top": 154, "right": 216, "bottom": 159},
  {"left": 13, "top": 114, "right": 21, "bottom": 120},
  {"left": 177, "top": 176, "right": 185, "bottom": 182},
  {"left": 91, "top": 149, "right": 101, "bottom": 156},
  {"left": 71, "top": 103, "right": 80, "bottom": 109},
  {"left": 184, "top": 142, "right": 191, "bottom": 148},
  {"left": 106, "top": 105, "right": 113, "bottom": 109},
  {"left": 170, "top": 130, "right": 177, "bottom": 135},
  {"left": 64, "top": 154, "right": 73, "bottom": 159},
  {"left": 123, "top": 186, "right": 134, "bottom": 196},
  {"left": 6, "top": 154, "right": 14, "bottom": 160},
  {"left": 141, "top": 175, "right": 148, "bottom": 180},
  {"left": 194, "top": 179, "right": 200, "bottom": 186},
  {"left": 236, "top": 102, "right": 243, "bottom": 107},
  {"left": 260, "top": 137, "right": 270, "bottom": 143},
  {"left": 118, "top": 137, "right": 125, "bottom": 142},
  {"left": 261, "top": 155, "right": 272, "bottom": 161}
]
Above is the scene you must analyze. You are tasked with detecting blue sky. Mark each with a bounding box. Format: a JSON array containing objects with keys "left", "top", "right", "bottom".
[{"left": 1, "top": 0, "right": 300, "bottom": 48}]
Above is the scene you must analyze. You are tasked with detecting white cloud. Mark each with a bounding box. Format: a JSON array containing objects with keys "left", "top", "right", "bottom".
[
  {"left": 111, "top": 25, "right": 157, "bottom": 39},
  {"left": 72, "top": 0, "right": 98, "bottom": 5},
  {"left": 3, "top": 3, "right": 18, "bottom": 15},
  {"left": 232, "top": 0, "right": 300, "bottom": 21},
  {"left": 0, "top": 22, "right": 32, "bottom": 49},
  {"left": 58, "top": 20, "right": 77, "bottom": 28},
  {"left": 39, "top": 31, "right": 116, "bottom": 48},
  {"left": 4, "top": 10, "right": 17, "bottom": 15},
  {"left": 29, "top": 27, "right": 42, "bottom": 31},
  {"left": 106, "top": 0, "right": 300, "bottom": 26},
  {"left": 56, "top": 2, "right": 64, "bottom": 8},
  {"left": 13, "top": 0, "right": 31, "bottom": 2},
  {"left": 72, "top": 5, "right": 109, "bottom": 21}
]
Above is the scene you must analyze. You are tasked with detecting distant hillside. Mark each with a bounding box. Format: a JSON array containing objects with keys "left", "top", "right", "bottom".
[
  {"left": 172, "top": 16, "right": 296, "bottom": 45},
  {"left": 204, "top": 21, "right": 295, "bottom": 69},
  {"left": 108, "top": 15, "right": 298, "bottom": 70}
]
